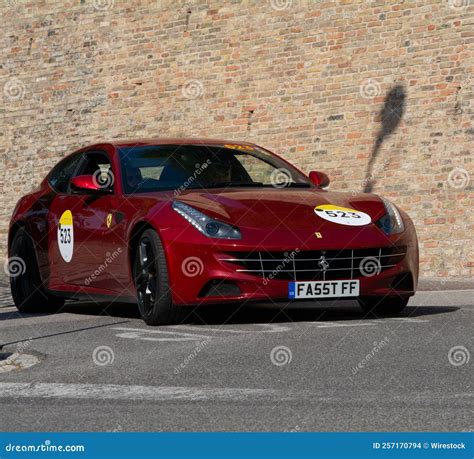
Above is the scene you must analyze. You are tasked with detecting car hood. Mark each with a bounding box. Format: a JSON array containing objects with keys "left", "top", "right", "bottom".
[{"left": 174, "top": 188, "right": 387, "bottom": 229}]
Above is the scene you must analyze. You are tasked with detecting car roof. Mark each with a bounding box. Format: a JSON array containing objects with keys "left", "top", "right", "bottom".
[{"left": 109, "top": 138, "right": 257, "bottom": 148}]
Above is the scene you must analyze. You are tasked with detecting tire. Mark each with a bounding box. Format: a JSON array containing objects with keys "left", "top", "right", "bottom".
[
  {"left": 9, "top": 227, "right": 65, "bottom": 313},
  {"left": 133, "top": 229, "right": 180, "bottom": 325},
  {"left": 358, "top": 296, "right": 409, "bottom": 316}
]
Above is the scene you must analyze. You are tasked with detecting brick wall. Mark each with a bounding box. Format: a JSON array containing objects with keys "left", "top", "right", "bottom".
[{"left": 1, "top": 0, "right": 472, "bottom": 278}]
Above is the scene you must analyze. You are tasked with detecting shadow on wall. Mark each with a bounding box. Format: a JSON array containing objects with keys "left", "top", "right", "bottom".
[{"left": 364, "top": 85, "right": 406, "bottom": 193}]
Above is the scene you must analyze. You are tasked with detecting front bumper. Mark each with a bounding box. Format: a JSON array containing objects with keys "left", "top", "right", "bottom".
[{"left": 160, "top": 223, "right": 419, "bottom": 306}]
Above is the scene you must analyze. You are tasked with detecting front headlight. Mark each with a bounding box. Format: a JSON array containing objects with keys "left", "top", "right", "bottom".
[
  {"left": 376, "top": 198, "right": 405, "bottom": 235},
  {"left": 172, "top": 201, "right": 242, "bottom": 239}
]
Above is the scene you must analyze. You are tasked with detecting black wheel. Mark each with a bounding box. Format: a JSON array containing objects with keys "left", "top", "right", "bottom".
[
  {"left": 133, "top": 229, "right": 180, "bottom": 325},
  {"left": 358, "top": 296, "right": 409, "bottom": 316},
  {"left": 9, "top": 227, "right": 65, "bottom": 313}
]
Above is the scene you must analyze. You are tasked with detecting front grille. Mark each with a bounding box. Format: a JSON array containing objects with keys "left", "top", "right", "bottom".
[{"left": 220, "top": 247, "right": 406, "bottom": 281}]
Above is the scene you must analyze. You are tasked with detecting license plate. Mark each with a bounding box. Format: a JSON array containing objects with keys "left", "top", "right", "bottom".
[{"left": 288, "top": 280, "right": 359, "bottom": 299}]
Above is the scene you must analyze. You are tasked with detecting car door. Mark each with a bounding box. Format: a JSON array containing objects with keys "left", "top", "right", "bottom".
[{"left": 48, "top": 150, "right": 129, "bottom": 293}]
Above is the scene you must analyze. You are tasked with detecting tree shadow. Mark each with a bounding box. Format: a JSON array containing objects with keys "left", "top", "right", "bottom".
[{"left": 364, "top": 84, "right": 406, "bottom": 193}]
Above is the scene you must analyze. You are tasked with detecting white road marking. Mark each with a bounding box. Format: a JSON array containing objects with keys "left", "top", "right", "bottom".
[
  {"left": 112, "top": 327, "right": 211, "bottom": 342},
  {"left": 0, "top": 382, "right": 471, "bottom": 403},
  {"left": 313, "top": 322, "right": 376, "bottom": 328},
  {"left": 170, "top": 324, "right": 292, "bottom": 334},
  {"left": 0, "top": 382, "right": 284, "bottom": 402},
  {"left": 386, "top": 317, "right": 429, "bottom": 323}
]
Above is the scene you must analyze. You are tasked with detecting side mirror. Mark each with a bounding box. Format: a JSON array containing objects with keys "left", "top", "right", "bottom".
[
  {"left": 309, "top": 171, "right": 330, "bottom": 188},
  {"left": 70, "top": 175, "right": 112, "bottom": 194}
]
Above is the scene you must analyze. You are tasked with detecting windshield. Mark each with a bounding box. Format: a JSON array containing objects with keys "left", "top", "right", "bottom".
[{"left": 118, "top": 144, "right": 311, "bottom": 194}]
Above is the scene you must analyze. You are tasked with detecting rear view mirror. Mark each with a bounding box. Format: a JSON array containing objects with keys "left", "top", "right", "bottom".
[{"left": 309, "top": 171, "right": 330, "bottom": 188}]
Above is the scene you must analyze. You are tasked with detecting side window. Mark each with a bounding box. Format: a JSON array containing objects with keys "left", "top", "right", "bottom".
[
  {"left": 74, "top": 151, "right": 114, "bottom": 191},
  {"left": 48, "top": 154, "right": 82, "bottom": 193}
]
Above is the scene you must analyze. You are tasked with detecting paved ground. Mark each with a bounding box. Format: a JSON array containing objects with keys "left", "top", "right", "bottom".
[{"left": 0, "top": 285, "right": 472, "bottom": 432}]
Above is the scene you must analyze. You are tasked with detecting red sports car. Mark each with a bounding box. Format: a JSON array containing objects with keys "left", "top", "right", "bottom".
[{"left": 8, "top": 139, "right": 418, "bottom": 325}]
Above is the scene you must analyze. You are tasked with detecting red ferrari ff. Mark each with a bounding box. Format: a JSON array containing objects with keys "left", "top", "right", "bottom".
[{"left": 8, "top": 139, "right": 418, "bottom": 325}]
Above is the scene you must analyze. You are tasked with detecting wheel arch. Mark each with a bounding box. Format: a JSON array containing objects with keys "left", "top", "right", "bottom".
[{"left": 128, "top": 220, "right": 172, "bottom": 280}]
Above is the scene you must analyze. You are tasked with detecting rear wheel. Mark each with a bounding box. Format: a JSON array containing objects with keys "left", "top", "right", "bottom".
[
  {"left": 9, "top": 227, "right": 65, "bottom": 313},
  {"left": 133, "top": 229, "right": 180, "bottom": 325},
  {"left": 358, "top": 296, "right": 409, "bottom": 316}
]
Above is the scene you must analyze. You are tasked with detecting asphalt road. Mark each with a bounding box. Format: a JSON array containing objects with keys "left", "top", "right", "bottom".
[{"left": 0, "top": 287, "right": 472, "bottom": 432}]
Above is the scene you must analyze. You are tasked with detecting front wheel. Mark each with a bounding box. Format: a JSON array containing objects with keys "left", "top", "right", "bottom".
[
  {"left": 358, "top": 296, "right": 409, "bottom": 316},
  {"left": 133, "top": 229, "right": 180, "bottom": 325}
]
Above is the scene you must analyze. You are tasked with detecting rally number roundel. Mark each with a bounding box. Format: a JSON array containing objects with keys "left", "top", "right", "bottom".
[
  {"left": 314, "top": 205, "right": 371, "bottom": 226},
  {"left": 58, "top": 210, "right": 74, "bottom": 262}
]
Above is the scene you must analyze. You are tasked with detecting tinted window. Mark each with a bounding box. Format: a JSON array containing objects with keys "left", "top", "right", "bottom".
[
  {"left": 118, "top": 145, "right": 311, "bottom": 194},
  {"left": 48, "top": 154, "right": 82, "bottom": 193}
]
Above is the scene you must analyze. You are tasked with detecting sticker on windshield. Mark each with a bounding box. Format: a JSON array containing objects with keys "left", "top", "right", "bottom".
[
  {"left": 223, "top": 144, "right": 254, "bottom": 152},
  {"left": 314, "top": 205, "right": 371, "bottom": 226},
  {"left": 58, "top": 210, "right": 74, "bottom": 262}
]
